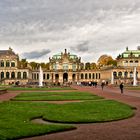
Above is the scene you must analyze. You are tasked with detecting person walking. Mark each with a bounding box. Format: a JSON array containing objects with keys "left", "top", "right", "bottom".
[
  {"left": 119, "top": 82, "right": 124, "bottom": 93},
  {"left": 101, "top": 82, "right": 105, "bottom": 90}
]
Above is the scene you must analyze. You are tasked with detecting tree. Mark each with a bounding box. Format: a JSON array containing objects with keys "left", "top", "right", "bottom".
[
  {"left": 107, "top": 60, "right": 117, "bottom": 66},
  {"left": 85, "top": 62, "right": 91, "bottom": 70},
  {"left": 19, "top": 59, "right": 28, "bottom": 68},
  {"left": 80, "top": 63, "right": 84, "bottom": 70},
  {"left": 30, "top": 62, "right": 39, "bottom": 69},
  {"left": 90, "top": 62, "right": 97, "bottom": 70},
  {"left": 97, "top": 55, "right": 114, "bottom": 67}
]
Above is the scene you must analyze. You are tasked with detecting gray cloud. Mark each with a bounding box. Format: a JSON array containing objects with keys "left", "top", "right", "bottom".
[
  {"left": 22, "top": 49, "right": 51, "bottom": 59},
  {"left": 0, "top": 0, "right": 140, "bottom": 62},
  {"left": 70, "top": 41, "right": 89, "bottom": 52}
]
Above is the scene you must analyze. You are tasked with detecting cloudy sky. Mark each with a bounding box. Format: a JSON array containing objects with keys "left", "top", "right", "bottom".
[{"left": 0, "top": 0, "right": 140, "bottom": 63}]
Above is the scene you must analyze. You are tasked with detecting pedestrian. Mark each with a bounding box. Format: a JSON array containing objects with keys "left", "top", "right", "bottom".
[
  {"left": 119, "top": 82, "right": 124, "bottom": 93},
  {"left": 101, "top": 82, "right": 105, "bottom": 90}
]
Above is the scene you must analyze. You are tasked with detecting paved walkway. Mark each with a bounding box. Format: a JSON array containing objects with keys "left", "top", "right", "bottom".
[{"left": 0, "top": 87, "right": 140, "bottom": 140}]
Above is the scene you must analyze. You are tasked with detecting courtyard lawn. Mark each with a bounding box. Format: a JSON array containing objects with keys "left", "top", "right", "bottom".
[
  {"left": 0, "top": 100, "right": 134, "bottom": 140},
  {"left": 7, "top": 86, "right": 75, "bottom": 91},
  {"left": 12, "top": 91, "right": 103, "bottom": 101},
  {"left": 0, "top": 102, "right": 75, "bottom": 140}
]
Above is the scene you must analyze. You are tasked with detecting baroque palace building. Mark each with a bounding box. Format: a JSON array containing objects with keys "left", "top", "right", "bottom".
[{"left": 0, "top": 47, "right": 140, "bottom": 85}]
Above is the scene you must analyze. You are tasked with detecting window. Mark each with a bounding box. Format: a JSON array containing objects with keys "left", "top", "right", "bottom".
[
  {"left": 6, "top": 61, "right": 10, "bottom": 67},
  {"left": 92, "top": 73, "right": 95, "bottom": 79},
  {"left": 124, "top": 71, "right": 128, "bottom": 77},
  {"left": 1, "top": 72, "right": 4, "bottom": 79},
  {"left": 89, "top": 73, "right": 91, "bottom": 79},
  {"left": 11, "top": 72, "right": 15, "bottom": 79},
  {"left": 72, "top": 64, "right": 76, "bottom": 71},
  {"left": 96, "top": 73, "right": 98, "bottom": 79},
  {"left": 34, "top": 74, "right": 36, "bottom": 80},
  {"left": 11, "top": 62, "right": 15, "bottom": 67},
  {"left": 81, "top": 73, "right": 84, "bottom": 79},
  {"left": 118, "top": 72, "right": 122, "bottom": 77},
  {"left": 1, "top": 61, "right": 4, "bottom": 67},
  {"left": 23, "top": 72, "right": 27, "bottom": 79},
  {"left": 113, "top": 72, "right": 117, "bottom": 77},
  {"left": 53, "top": 64, "right": 57, "bottom": 70},
  {"left": 17, "top": 72, "right": 21, "bottom": 79},
  {"left": 47, "top": 74, "right": 50, "bottom": 79},
  {"left": 43, "top": 73, "right": 46, "bottom": 80},
  {"left": 6, "top": 72, "right": 10, "bottom": 79},
  {"left": 63, "top": 63, "right": 68, "bottom": 70},
  {"left": 37, "top": 73, "right": 39, "bottom": 79},
  {"left": 85, "top": 73, "right": 87, "bottom": 79},
  {"left": 98, "top": 73, "right": 101, "bottom": 79}
]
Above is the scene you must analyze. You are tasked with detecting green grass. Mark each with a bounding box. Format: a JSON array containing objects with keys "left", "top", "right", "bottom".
[
  {"left": 0, "top": 100, "right": 134, "bottom": 139},
  {"left": 7, "top": 87, "right": 75, "bottom": 91},
  {"left": 12, "top": 91, "right": 103, "bottom": 101},
  {"left": 0, "top": 102, "right": 75, "bottom": 140}
]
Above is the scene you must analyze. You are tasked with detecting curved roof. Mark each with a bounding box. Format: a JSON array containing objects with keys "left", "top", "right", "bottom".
[{"left": 52, "top": 52, "right": 78, "bottom": 59}]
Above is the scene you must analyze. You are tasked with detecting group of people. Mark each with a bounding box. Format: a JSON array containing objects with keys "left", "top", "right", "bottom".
[{"left": 101, "top": 81, "right": 124, "bottom": 94}]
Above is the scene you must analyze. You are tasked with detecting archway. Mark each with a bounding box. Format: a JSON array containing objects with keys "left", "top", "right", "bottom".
[
  {"left": 55, "top": 74, "right": 59, "bottom": 83},
  {"left": 72, "top": 74, "right": 76, "bottom": 82},
  {"left": 63, "top": 73, "right": 68, "bottom": 83}
]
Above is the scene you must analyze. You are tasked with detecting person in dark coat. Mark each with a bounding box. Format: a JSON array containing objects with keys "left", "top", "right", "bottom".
[
  {"left": 119, "top": 82, "right": 124, "bottom": 93},
  {"left": 101, "top": 82, "right": 105, "bottom": 90}
]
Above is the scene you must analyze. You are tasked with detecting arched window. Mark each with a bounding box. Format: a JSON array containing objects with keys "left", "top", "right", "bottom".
[
  {"left": 34, "top": 74, "right": 36, "bottom": 80},
  {"left": 47, "top": 74, "right": 50, "bottom": 79},
  {"left": 1, "top": 72, "right": 4, "bottom": 79},
  {"left": 11, "top": 62, "right": 15, "bottom": 67},
  {"left": 37, "top": 73, "right": 39, "bottom": 79},
  {"left": 1, "top": 61, "right": 4, "bottom": 67},
  {"left": 89, "top": 73, "right": 91, "bottom": 79},
  {"left": 17, "top": 72, "right": 21, "bottom": 79},
  {"left": 6, "top": 72, "right": 10, "bottom": 79},
  {"left": 43, "top": 73, "right": 46, "bottom": 80},
  {"left": 92, "top": 73, "right": 95, "bottom": 79},
  {"left": 124, "top": 71, "right": 128, "bottom": 77},
  {"left": 85, "top": 73, "right": 87, "bottom": 79},
  {"left": 113, "top": 71, "right": 117, "bottom": 77},
  {"left": 96, "top": 73, "right": 98, "bottom": 79},
  {"left": 11, "top": 72, "right": 15, "bottom": 79},
  {"left": 6, "top": 61, "right": 10, "bottom": 67},
  {"left": 118, "top": 72, "right": 122, "bottom": 77},
  {"left": 98, "top": 73, "right": 101, "bottom": 79},
  {"left": 23, "top": 72, "right": 27, "bottom": 79},
  {"left": 81, "top": 73, "right": 84, "bottom": 79}
]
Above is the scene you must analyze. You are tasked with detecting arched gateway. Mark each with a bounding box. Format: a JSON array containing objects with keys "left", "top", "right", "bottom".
[{"left": 63, "top": 73, "right": 68, "bottom": 83}]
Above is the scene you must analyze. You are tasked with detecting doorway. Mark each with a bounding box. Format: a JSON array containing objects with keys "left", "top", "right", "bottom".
[{"left": 63, "top": 73, "right": 68, "bottom": 83}]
